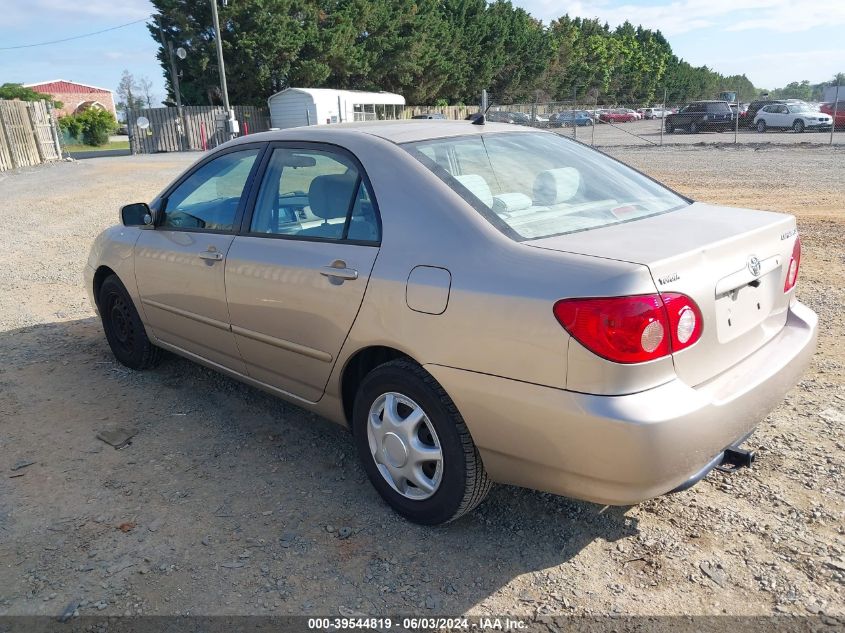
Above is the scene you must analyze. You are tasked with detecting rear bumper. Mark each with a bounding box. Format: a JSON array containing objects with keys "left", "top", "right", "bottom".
[{"left": 426, "top": 301, "right": 817, "bottom": 505}]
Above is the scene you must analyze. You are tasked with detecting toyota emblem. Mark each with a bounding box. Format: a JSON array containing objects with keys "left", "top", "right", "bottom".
[{"left": 747, "top": 255, "right": 761, "bottom": 277}]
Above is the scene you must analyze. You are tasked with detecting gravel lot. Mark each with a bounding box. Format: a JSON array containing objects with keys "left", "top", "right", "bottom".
[{"left": 0, "top": 145, "right": 843, "bottom": 622}]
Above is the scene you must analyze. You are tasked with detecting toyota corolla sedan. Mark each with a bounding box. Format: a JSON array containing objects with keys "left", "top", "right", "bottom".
[{"left": 85, "top": 121, "right": 817, "bottom": 525}]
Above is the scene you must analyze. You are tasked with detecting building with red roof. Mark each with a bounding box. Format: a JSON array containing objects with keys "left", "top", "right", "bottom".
[{"left": 24, "top": 79, "right": 116, "bottom": 118}]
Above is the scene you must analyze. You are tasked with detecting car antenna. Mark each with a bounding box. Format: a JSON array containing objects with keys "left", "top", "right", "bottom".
[{"left": 473, "top": 89, "right": 489, "bottom": 125}]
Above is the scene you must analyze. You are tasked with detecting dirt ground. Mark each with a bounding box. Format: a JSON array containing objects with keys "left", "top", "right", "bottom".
[{"left": 0, "top": 145, "right": 843, "bottom": 622}]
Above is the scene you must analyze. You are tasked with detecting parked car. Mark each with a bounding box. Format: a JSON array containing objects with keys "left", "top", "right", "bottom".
[
  {"left": 599, "top": 109, "right": 637, "bottom": 123},
  {"left": 412, "top": 113, "right": 446, "bottom": 120},
  {"left": 508, "top": 112, "right": 549, "bottom": 127},
  {"left": 754, "top": 103, "right": 833, "bottom": 133},
  {"left": 664, "top": 101, "right": 734, "bottom": 133},
  {"left": 485, "top": 110, "right": 517, "bottom": 124},
  {"left": 641, "top": 107, "right": 667, "bottom": 120},
  {"left": 819, "top": 101, "right": 845, "bottom": 129},
  {"left": 550, "top": 111, "right": 594, "bottom": 127},
  {"left": 87, "top": 121, "right": 817, "bottom": 525},
  {"left": 745, "top": 99, "right": 787, "bottom": 128}
]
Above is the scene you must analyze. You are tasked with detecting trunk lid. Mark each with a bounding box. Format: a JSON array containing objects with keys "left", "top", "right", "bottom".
[{"left": 527, "top": 202, "right": 799, "bottom": 386}]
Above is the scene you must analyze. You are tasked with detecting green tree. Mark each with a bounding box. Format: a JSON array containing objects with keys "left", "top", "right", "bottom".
[
  {"left": 0, "top": 83, "right": 63, "bottom": 108},
  {"left": 116, "top": 70, "right": 144, "bottom": 119}
]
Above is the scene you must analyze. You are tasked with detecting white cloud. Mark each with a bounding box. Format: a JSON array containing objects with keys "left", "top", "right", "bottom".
[{"left": 519, "top": 0, "right": 845, "bottom": 35}]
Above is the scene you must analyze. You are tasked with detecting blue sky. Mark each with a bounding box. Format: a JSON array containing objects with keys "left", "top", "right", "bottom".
[{"left": 2, "top": 0, "right": 843, "bottom": 105}]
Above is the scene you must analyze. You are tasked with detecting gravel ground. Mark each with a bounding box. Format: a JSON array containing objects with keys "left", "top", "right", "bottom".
[{"left": 0, "top": 146, "right": 843, "bottom": 622}]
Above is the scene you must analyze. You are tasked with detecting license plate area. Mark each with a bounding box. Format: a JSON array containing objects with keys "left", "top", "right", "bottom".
[{"left": 715, "top": 270, "right": 778, "bottom": 343}]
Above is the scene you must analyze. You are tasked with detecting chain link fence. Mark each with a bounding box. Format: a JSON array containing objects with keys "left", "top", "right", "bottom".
[{"left": 480, "top": 99, "right": 843, "bottom": 147}]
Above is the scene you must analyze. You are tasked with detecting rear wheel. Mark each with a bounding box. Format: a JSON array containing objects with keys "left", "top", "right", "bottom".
[
  {"left": 352, "top": 360, "right": 491, "bottom": 524},
  {"left": 689, "top": 121, "right": 700, "bottom": 134},
  {"left": 665, "top": 120, "right": 675, "bottom": 133},
  {"left": 98, "top": 275, "right": 162, "bottom": 370},
  {"left": 756, "top": 119, "right": 767, "bottom": 133},
  {"left": 792, "top": 119, "right": 805, "bottom": 133}
]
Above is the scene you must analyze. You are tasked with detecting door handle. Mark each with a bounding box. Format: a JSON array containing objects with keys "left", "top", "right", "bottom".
[
  {"left": 319, "top": 265, "right": 358, "bottom": 281},
  {"left": 198, "top": 250, "right": 224, "bottom": 261}
]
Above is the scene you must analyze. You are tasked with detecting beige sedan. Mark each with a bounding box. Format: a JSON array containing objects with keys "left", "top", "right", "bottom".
[{"left": 86, "top": 121, "right": 817, "bottom": 524}]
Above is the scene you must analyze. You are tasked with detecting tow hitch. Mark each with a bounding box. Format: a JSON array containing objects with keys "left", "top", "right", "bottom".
[
  {"left": 670, "top": 444, "right": 756, "bottom": 493},
  {"left": 716, "top": 446, "right": 756, "bottom": 473}
]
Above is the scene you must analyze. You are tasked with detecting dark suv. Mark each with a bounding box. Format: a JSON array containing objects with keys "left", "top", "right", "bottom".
[{"left": 665, "top": 101, "right": 734, "bottom": 133}]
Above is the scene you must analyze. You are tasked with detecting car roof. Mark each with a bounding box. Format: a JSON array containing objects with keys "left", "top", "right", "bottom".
[{"left": 223, "top": 120, "right": 530, "bottom": 146}]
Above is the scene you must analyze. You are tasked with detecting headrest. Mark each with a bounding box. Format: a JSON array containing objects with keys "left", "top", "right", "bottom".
[
  {"left": 454, "top": 174, "right": 493, "bottom": 208},
  {"left": 533, "top": 167, "right": 581, "bottom": 205},
  {"left": 308, "top": 173, "right": 358, "bottom": 220},
  {"left": 493, "top": 192, "right": 532, "bottom": 215}
]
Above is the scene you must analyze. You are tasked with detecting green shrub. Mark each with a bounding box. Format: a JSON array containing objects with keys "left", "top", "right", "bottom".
[
  {"left": 76, "top": 108, "right": 117, "bottom": 146},
  {"left": 58, "top": 115, "right": 83, "bottom": 140}
]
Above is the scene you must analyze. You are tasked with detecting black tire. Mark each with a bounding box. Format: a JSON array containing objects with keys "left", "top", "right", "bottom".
[
  {"left": 98, "top": 275, "right": 162, "bottom": 370},
  {"left": 689, "top": 121, "right": 700, "bottom": 134},
  {"left": 352, "top": 359, "right": 491, "bottom": 525},
  {"left": 793, "top": 119, "right": 805, "bottom": 133},
  {"left": 665, "top": 120, "right": 674, "bottom": 133},
  {"left": 756, "top": 119, "right": 767, "bottom": 133}
]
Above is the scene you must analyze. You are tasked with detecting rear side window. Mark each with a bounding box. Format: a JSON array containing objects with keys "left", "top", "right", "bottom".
[
  {"left": 249, "top": 147, "right": 379, "bottom": 243},
  {"left": 405, "top": 132, "right": 687, "bottom": 240}
]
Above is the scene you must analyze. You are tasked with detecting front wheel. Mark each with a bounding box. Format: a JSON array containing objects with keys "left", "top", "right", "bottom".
[
  {"left": 793, "top": 119, "right": 805, "bottom": 133},
  {"left": 99, "top": 275, "right": 162, "bottom": 370},
  {"left": 352, "top": 360, "right": 491, "bottom": 524},
  {"left": 756, "top": 120, "right": 767, "bottom": 133},
  {"left": 665, "top": 120, "right": 674, "bottom": 133}
]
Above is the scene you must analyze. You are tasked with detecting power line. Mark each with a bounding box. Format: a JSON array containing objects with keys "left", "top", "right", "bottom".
[{"left": 0, "top": 17, "right": 151, "bottom": 51}]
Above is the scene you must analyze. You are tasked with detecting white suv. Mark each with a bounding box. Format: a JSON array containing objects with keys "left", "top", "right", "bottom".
[{"left": 754, "top": 103, "right": 833, "bottom": 133}]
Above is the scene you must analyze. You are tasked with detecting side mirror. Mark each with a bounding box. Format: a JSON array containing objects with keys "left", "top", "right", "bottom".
[{"left": 121, "top": 202, "right": 153, "bottom": 227}]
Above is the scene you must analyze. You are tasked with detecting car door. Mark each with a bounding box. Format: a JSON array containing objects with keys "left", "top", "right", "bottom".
[
  {"left": 134, "top": 145, "right": 263, "bottom": 372},
  {"left": 772, "top": 104, "right": 789, "bottom": 127},
  {"left": 225, "top": 143, "right": 381, "bottom": 402}
]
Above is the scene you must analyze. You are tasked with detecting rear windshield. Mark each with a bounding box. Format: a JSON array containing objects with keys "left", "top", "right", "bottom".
[
  {"left": 403, "top": 132, "right": 688, "bottom": 240},
  {"left": 706, "top": 102, "right": 731, "bottom": 113}
]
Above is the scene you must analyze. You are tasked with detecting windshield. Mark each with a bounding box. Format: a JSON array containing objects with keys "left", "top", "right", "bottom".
[
  {"left": 789, "top": 104, "right": 812, "bottom": 113},
  {"left": 403, "top": 132, "right": 688, "bottom": 240}
]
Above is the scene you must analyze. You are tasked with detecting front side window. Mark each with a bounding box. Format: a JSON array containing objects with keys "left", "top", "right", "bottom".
[
  {"left": 250, "top": 147, "right": 379, "bottom": 242},
  {"left": 404, "top": 132, "right": 687, "bottom": 240},
  {"left": 163, "top": 149, "right": 259, "bottom": 231}
]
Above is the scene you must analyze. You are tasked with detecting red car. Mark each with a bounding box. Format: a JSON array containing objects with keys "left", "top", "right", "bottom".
[
  {"left": 599, "top": 109, "right": 637, "bottom": 123},
  {"left": 820, "top": 102, "right": 845, "bottom": 129}
]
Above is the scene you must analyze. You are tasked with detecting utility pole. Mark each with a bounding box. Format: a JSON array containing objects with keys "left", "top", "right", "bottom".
[
  {"left": 167, "top": 41, "right": 186, "bottom": 150},
  {"left": 210, "top": 0, "right": 236, "bottom": 139}
]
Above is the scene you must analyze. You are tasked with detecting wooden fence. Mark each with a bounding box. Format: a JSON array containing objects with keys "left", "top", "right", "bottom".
[
  {"left": 0, "top": 100, "right": 61, "bottom": 172},
  {"left": 127, "top": 105, "right": 270, "bottom": 154}
]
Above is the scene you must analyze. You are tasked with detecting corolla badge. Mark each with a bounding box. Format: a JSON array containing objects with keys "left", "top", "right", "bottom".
[{"left": 747, "top": 255, "right": 762, "bottom": 277}]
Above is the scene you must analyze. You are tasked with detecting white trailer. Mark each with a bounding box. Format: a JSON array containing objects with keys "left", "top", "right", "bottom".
[{"left": 267, "top": 88, "right": 406, "bottom": 129}]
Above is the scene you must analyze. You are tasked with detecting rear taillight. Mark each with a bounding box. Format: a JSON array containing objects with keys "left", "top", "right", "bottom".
[
  {"left": 661, "top": 292, "right": 703, "bottom": 352},
  {"left": 784, "top": 236, "right": 801, "bottom": 292},
  {"left": 553, "top": 293, "right": 703, "bottom": 364}
]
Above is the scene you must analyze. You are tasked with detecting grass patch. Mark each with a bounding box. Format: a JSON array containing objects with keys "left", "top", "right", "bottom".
[{"left": 65, "top": 140, "right": 130, "bottom": 153}]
